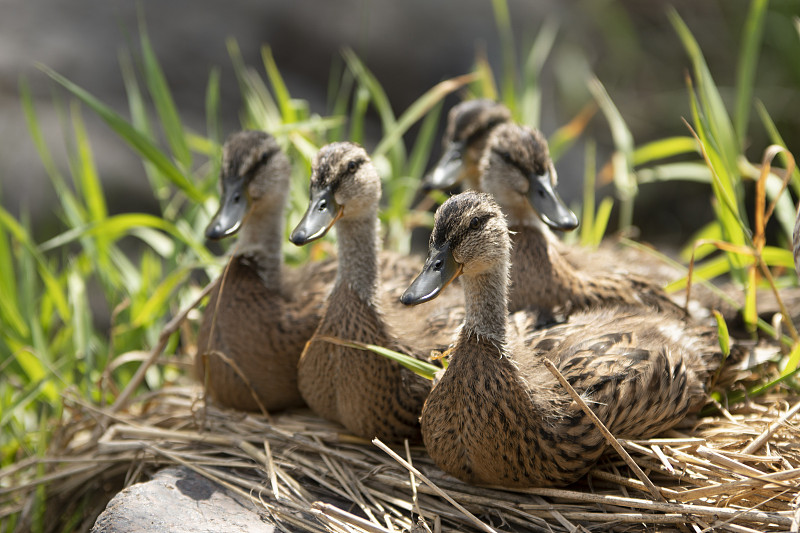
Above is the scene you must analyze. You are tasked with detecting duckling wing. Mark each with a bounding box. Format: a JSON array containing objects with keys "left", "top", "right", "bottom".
[{"left": 516, "top": 307, "right": 708, "bottom": 439}]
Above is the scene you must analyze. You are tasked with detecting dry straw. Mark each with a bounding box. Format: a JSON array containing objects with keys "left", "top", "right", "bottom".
[
  {"left": 3, "top": 284, "right": 800, "bottom": 532},
  {"left": 3, "top": 364, "right": 800, "bottom": 531}
]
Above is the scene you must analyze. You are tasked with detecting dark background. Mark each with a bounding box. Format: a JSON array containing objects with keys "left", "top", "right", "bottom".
[{"left": 4, "top": 0, "right": 799, "bottom": 246}]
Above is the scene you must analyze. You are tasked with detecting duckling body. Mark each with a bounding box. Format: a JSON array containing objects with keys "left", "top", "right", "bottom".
[
  {"left": 402, "top": 192, "right": 717, "bottom": 487},
  {"left": 197, "top": 257, "right": 335, "bottom": 411},
  {"left": 422, "top": 99, "right": 512, "bottom": 191},
  {"left": 290, "top": 142, "right": 461, "bottom": 442},
  {"left": 480, "top": 123, "right": 687, "bottom": 318},
  {"left": 196, "top": 131, "right": 336, "bottom": 412}
]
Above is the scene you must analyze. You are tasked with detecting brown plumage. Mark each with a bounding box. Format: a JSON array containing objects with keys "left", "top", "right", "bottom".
[
  {"left": 479, "top": 122, "right": 688, "bottom": 318},
  {"left": 403, "top": 191, "right": 719, "bottom": 487},
  {"left": 195, "top": 131, "right": 336, "bottom": 412},
  {"left": 422, "top": 99, "right": 512, "bottom": 191},
  {"left": 290, "top": 142, "right": 463, "bottom": 443}
]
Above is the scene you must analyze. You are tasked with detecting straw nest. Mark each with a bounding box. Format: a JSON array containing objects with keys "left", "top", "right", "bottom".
[{"left": 3, "top": 294, "right": 800, "bottom": 533}]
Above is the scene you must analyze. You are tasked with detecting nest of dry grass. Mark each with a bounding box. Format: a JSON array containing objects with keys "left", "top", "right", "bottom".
[
  {"left": 2, "top": 284, "right": 800, "bottom": 532},
  {"left": 3, "top": 350, "right": 800, "bottom": 533}
]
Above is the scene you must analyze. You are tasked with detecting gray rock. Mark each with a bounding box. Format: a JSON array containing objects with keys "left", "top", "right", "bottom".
[{"left": 91, "top": 467, "right": 275, "bottom": 533}]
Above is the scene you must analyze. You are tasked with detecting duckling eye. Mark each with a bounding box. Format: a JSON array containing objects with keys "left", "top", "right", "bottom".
[
  {"left": 347, "top": 161, "right": 357, "bottom": 173},
  {"left": 469, "top": 216, "right": 481, "bottom": 230},
  {"left": 501, "top": 151, "right": 512, "bottom": 163},
  {"left": 259, "top": 152, "right": 270, "bottom": 165},
  {"left": 534, "top": 163, "right": 545, "bottom": 175}
]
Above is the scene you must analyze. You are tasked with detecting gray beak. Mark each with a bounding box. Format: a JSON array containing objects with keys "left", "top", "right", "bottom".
[
  {"left": 290, "top": 186, "right": 342, "bottom": 246},
  {"left": 205, "top": 174, "right": 248, "bottom": 240},
  {"left": 422, "top": 141, "right": 466, "bottom": 191},
  {"left": 401, "top": 242, "right": 462, "bottom": 305},
  {"left": 527, "top": 166, "right": 579, "bottom": 231}
]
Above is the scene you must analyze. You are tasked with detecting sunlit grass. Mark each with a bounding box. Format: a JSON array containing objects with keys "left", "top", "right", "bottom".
[{"left": 2, "top": 0, "right": 800, "bottom": 530}]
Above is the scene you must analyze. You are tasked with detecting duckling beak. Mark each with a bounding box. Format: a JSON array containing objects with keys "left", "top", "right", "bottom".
[
  {"left": 422, "top": 141, "right": 466, "bottom": 191},
  {"left": 205, "top": 174, "right": 248, "bottom": 240},
  {"left": 527, "top": 166, "right": 579, "bottom": 231},
  {"left": 401, "top": 243, "right": 463, "bottom": 305},
  {"left": 290, "top": 187, "right": 343, "bottom": 246}
]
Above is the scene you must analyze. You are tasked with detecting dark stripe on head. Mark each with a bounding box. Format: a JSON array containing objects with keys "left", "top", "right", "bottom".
[
  {"left": 222, "top": 130, "right": 281, "bottom": 180},
  {"left": 431, "top": 191, "right": 498, "bottom": 250},
  {"left": 488, "top": 123, "right": 550, "bottom": 176},
  {"left": 448, "top": 100, "right": 512, "bottom": 144},
  {"left": 310, "top": 142, "right": 367, "bottom": 193}
]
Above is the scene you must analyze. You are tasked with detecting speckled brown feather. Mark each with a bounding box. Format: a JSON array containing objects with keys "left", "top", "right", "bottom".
[
  {"left": 196, "top": 258, "right": 336, "bottom": 411},
  {"left": 509, "top": 226, "right": 688, "bottom": 320},
  {"left": 418, "top": 192, "right": 720, "bottom": 487}
]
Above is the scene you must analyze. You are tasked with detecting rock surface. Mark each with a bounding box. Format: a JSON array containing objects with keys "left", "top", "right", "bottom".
[{"left": 92, "top": 467, "right": 276, "bottom": 533}]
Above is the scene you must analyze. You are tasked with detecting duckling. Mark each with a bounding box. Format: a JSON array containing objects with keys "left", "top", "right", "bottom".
[
  {"left": 196, "top": 130, "right": 336, "bottom": 412},
  {"left": 480, "top": 122, "right": 688, "bottom": 318},
  {"left": 421, "top": 99, "right": 512, "bottom": 191},
  {"left": 401, "top": 191, "right": 718, "bottom": 487},
  {"left": 289, "top": 142, "right": 462, "bottom": 443}
]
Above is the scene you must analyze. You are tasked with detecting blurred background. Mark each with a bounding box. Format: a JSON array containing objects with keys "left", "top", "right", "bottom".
[{"left": 3, "top": 0, "right": 799, "bottom": 244}]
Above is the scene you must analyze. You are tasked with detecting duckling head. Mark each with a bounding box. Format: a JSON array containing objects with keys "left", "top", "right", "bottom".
[
  {"left": 479, "top": 123, "right": 578, "bottom": 231},
  {"left": 205, "top": 130, "right": 289, "bottom": 240},
  {"left": 290, "top": 142, "right": 380, "bottom": 246},
  {"left": 423, "top": 100, "right": 512, "bottom": 191},
  {"left": 402, "top": 191, "right": 509, "bottom": 305}
]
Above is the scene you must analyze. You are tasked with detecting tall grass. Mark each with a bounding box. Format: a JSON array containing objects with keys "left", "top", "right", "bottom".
[{"left": 1, "top": 1, "right": 799, "bottom": 530}]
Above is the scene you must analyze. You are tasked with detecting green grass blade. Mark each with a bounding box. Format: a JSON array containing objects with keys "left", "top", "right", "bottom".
[
  {"left": 733, "top": 0, "right": 768, "bottom": 147},
  {"left": 349, "top": 85, "right": 369, "bottom": 146},
  {"left": 373, "top": 74, "right": 475, "bottom": 160},
  {"left": 491, "top": 0, "right": 517, "bottom": 112},
  {"left": 132, "top": 265, "right": 192, "bottom": 327},
  {"left": 313, "top": 336, "right": 439, "bottom": 381},
  {"left": 0, "top": 218, "right": 28, "bottom": 338},
  {"left": 39, "top": 65, "right": 203, "bottom": 202},
  {"left": 342, "top": 48, "right": 405, "bottom": 169},
  {"left": 680, "top": 221, "right": 723, "bottom": 262},
  {"left": 139, "top": 27, "right": 192, "bottom": 170},
  {"left": 580, "top": 139, "right": 596, "bottom": 247},
  {"left": 670, "top": 9, "right": 739, "bottom": 180},
  {"left": 67, "top": 267, "right": 93, "bottom": 371},
  {"left": 407, "top": 102, "right": 443, "bottom": 181},
  {"left": 712, "top": 310, "right": 731, "bottom": 358},
  {"left": 588, "top": 77, "right": 635, "bottom": 230},
  {"left": 69, "top": 103, "right": 107, "bottom": 223},
  {"left": 635, "top": 162, "right": 712, "bottom": 185},
  {"left": 664, "top": 254, "right": 733, "bottom": 292},
  {"left": 632, "top": 136, "right": 698, "bottom": 166},
  {"left": 262, "top": 46, "right": 297, "bottom": 123},
  {"left": 227, "top": 38, "right": 279, "bottom": 131},
  {"left": 0, "top": 208, "right": 70, "bottom": 321},
  {"left": 206, "top": 67, "right": 222, "bottom": 146},
  {"left": 761, "top": 246, "right": 795, "bottom": 269},
  {"left": 592, "top": 197, "right": 614, "bottom": 247},
  {"left": 19, "top": 78, "right": 65, "bottom": 186},
  {"left": 756, "top": 100, "right": 800, "bottom": 196},
  {"left": 783, "top": 342, "right": 800, "bottom": 376},
  {"left": 520, "top": 17, "right": 558, "bottom": 127}
]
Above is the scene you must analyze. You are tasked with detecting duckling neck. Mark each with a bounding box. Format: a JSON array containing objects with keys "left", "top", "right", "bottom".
[
  {"left": 460, "top": 264, "right": 509, "bottom": 346},
  {"left": 334, "top": 215, "right": 380, "bottom": 304},
  {"left": 236, "top": 197, "right": 286, "bottom": 290},
  {"left": 509, "top": 224, "right": 591, "bottom": 313}
]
